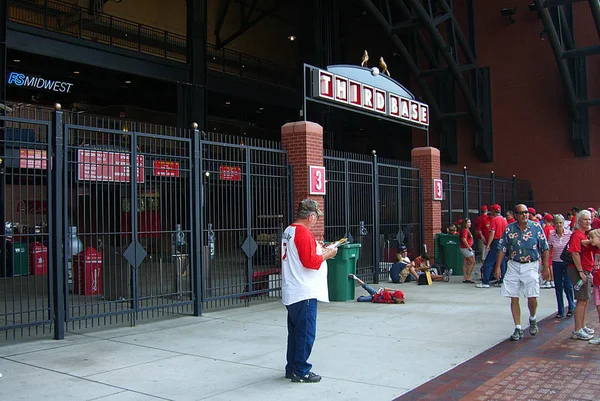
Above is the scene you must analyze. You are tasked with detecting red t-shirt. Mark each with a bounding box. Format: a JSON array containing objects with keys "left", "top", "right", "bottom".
[
  {"left": 593, "top": 218, "right": 600, "bottom": 230},
  {"left": 593, "top": 255, "right": 600, "bottom": 286},
  {"left": 568, "top": 229, "right": 599, "bottom": 272},
  {"left": 507, "top": 217, "right": 516, "bottom": 224},
  {"left": 479, "top": 216, "right": 492, "bottom": 241},
  {"left": 475, "top": 214, "right": 487, "bottom": 240},
  {"left": 490, "top": 216, "right": 508, "bottom": 240},
  {"left": 543, "top": 225, "right": 555, "bottom": 240},
  {"left": 459, "top": 229, "right": 473, "bottom": 249},
  {"left": 571, "top": 215, "right": 577, "bottom": 229}
]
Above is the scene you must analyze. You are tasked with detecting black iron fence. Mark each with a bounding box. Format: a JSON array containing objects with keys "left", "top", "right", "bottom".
[
  {"left": 8, "top": 0, "right": 295, "bottom": 89},
  {"left": 324, "top": 150, "right": 422, "bottom": 283},
  {"left": 0, "top": 105, "right": 291, "bottom": 339}
]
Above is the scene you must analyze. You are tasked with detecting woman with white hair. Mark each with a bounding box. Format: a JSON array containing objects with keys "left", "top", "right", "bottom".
[
  {"left": 567, "top": 210, "right": 597, "bottom": 340},
  {"left": 548, "top": 214, "right": 575, "bottom": 318}
]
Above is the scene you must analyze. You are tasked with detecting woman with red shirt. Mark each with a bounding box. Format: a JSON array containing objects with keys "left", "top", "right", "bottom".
[
  {"left": 459, "top": 219, "right": 476, "bottom": 283},
  {"left": 568, "top": 210, "right": 599, "bottom": 340}
]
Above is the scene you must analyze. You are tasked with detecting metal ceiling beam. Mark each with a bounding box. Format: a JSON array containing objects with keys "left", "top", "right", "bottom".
[
  {"left": 391, "top": 19, "right": 421, "bottom": 34},
  {"left": 436, "top": 0, "right": 477, "bottom": 64},
  {"left": 562, "top": 45, "right": 600, "bottom": 57},
  {"left": 542, "top": 0, "right": 586, "bottom": 6},
  {"left": 534, "top": 0, "right": 580, "bottom": 120},
  {"left": 557, "top": 6, "right": 575, "bottom": 50},
  {"left": 419, "top": 62, "right": 477, "bottom": 77},
  {"left": 356, "top": 0, "right": 442, "bottom": 120},
  {"left": 588, "top": 0, "right": 600, "bottom": 40},
  {"left": 579, "top": 98, "right": 600, "bottom": 107},
  {"left": 214, "top": 0, "right": 281, "bottom": 50},
  {"left": 405, "top": 0, "right": 483, "bottom": 128}
]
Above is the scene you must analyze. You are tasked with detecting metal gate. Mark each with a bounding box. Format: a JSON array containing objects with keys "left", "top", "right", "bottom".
[
  {"left": 324, "top": 150, "right": 422, "bottom": 283},
  {"left": 200, "top": 133, "right": 292, "bottom": 309},
  {"left": 61, "top": 113, "right": 196, "bottom": 332}
]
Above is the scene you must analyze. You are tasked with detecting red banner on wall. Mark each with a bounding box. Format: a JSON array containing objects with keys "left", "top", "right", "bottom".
[
  {"left": 77, "top": 149, "right": 145, "bottom": 183},
  {"left": 153, "top": 160, "right": 180, "bottom": 177},
  {"left": 219, "top": 166, "right": 242, "bottom": 181}
]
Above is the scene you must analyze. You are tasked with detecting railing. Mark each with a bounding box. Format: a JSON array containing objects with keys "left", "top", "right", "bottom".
[{"left": 7, "top": 0, "right": 296, "bottom": 89}]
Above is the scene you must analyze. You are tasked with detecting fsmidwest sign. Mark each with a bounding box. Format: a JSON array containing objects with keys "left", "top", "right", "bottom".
[
  {"left": 310, "top": 65, "right": 429, "bottom": 128},
  {"left": 7, "top": 72, "right": 74, "bottom": 93}
]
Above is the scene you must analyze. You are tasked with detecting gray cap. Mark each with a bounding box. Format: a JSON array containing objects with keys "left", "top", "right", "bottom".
[{"left": 297, "top": 198, "right": 324, "bottom": 218}]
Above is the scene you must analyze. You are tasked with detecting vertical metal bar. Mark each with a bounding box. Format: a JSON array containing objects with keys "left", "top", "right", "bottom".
[
  {"left": 303, "top": 64, "right": 308, "bottom": 121},
  {"left": 192, "top": 127, "right": 202, "bottom": 315},
  {"left": 512, "top": 175, "right": 517, "bottom": 209},
  {"left": 462, "top": 166, "right": 468, "bottom": 219},
  {"left": 447, "top": 175, "right": 452, "bottom": 228},
  {"left": 79, "top": 7, "right": 82, "bottom": 38},
  {"left": 477, "top": 177, "right": 481, "bottom": 211},
  {"left": 344, "top": 159, "right": 350, "bottom": 239},
  {"left": 109, "top": 16, "right": 113, "bottom": 46},
  {"left": 138, "top": 25, "right": 142, "bottom": 52},
  {"left": 164, "top": 30, "right": 168, "bottom": 58},
  {"left": 419, "top": 175, "right": 424, "bottom": 254},
  {"left": 52, "top": 108, "right": 65, "bottom": 340},
  {"left": 397, "top": 167, "right": 403, "bottom": 243},
  {"left": 44, "top": 0, "right": 48, "bottom": 29},
  {"left": 245, "top": 146, "right": 253, "bottom": 293},
  {"left": 372, "top": 151, "right": 380, "bottom": 284},
  {"left": 490, "top": 170, "right": 495, "bottom": 204},
  {"left": 129, "top": 125, "right": 138, "bottom": 315}
]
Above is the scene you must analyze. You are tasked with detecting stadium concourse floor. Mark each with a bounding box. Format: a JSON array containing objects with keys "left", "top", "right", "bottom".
[{"left": 1, "top": 274, "right": 600, "bottom": 401}]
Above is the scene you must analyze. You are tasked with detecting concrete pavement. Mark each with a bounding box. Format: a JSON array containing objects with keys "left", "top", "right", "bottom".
[{"left": 0, "top": 279, "right": 559, "bottom": 400}]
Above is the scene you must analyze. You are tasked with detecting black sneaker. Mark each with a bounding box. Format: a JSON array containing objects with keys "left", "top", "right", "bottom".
[
  {"left": 510, "top": 328, "right": 524, "bottom": 341},
  {"left": 285, "top": 372, "right": 292, "bottom": 379},
  {"left": 291, "top": 372, "right": 321, "bottom": 383}
]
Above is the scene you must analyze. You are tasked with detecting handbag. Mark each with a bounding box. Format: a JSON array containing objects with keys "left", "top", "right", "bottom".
[{"left": 560, "top": 237, "right": 575, "bottom": 264}]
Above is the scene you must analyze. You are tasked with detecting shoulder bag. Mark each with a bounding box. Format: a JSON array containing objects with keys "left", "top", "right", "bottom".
[{"left": 560, "top": 236, "right": 575, "bottom": 264}]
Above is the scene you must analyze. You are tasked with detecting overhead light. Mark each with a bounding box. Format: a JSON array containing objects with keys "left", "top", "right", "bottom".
[
  {"left": 13, "top": 59, "right": 20, "bottom": 63},
  {"left": 287, "top": 35, "right": 296, "bottom": 41},
  {"left": 501, "top": 7, "right": 516, "bottom": 24},
  {"left": 241, "top": 65, "right": 245, "bottom": 68},
  {"left": 225, "top": 101, "right": 231, "bottom": 105},
  {"left": 258, "top": 107, "right": 264, "bottom": 110},
  {"left": 125, "top": 80, "right": 131, "bottom": 84},
  {"left": 73, "top": 71, "right": 80, "bottom": 74}
]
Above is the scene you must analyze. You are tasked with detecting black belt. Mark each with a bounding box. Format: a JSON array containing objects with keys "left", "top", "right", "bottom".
[{"left": 514, "top": 260, "right": 538, "bottom": 264}]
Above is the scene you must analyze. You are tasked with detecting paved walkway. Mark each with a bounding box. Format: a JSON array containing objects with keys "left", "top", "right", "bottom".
[{"left": 0, "top": 279, "right": 598, "bottom": 401}]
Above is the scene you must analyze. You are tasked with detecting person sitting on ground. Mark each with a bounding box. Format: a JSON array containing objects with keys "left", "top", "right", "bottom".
[
  {"left": 389, "top": 247, "right": 420, "bottom": 283},
  {"left": 349, "top": 274, "right": 405, "bottom": 303},
  {"left": 413, "top": 252, "right": 452, "bottom": 282}
]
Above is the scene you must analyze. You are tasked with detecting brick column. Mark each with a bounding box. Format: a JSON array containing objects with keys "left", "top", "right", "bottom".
[
  {"left": 411, "top": 147, "right": 441, "bottom": 259},
  {"left": 281, "top": 121, "right": 324, "bottom": 238}
]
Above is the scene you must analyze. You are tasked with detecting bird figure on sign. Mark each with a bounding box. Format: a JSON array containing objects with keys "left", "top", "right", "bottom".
[
  {"left": 360, "top": 50, "right": 369, "bottom": 67},
  {"left": 379, "top": 57, "right": 390, "bottom": 76}
]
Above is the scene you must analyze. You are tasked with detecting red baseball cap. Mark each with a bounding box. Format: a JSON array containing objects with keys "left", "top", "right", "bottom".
[
  {"left": 491, "top": 204, "right": 501, "bottom": 212},
  {"left": 481, "top": 205, "right": 488, "bottom": 212},
  {"left": 544, "top": 213, "right": 553, "bottom": 222},
  {"left": 527, "top": 207, "right": 536, "bottom": 215},
  {"left": 457, "top": 219, "right": 463, "bottom": 226},
  {"left": 588, "top": 207, "right": 596, "bottom": 214}
]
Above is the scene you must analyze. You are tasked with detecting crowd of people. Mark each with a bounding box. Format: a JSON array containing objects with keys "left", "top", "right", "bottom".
[
  {"left": 280, "top": 198, "right": 600, "bottom": 384},
  {"left": 448, "top": 204, "right": 600, "bottom": 342}
]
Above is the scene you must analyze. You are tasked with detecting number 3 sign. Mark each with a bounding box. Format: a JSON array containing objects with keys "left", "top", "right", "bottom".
[
  {"left": 309, "top": 166, "right": 326, "bottom": 195},
  {"left": 433, "top": 179, "right": 443, "bottom": 201}
]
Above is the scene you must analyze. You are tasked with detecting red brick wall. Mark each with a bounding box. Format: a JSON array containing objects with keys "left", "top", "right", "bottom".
[
  {"left": 411, "top": 147, "right": 441, "bottom": 259},
  {"left": 281, "top": 121, "right": 325, "bottom": 238},
  {"left": 412, "top": 2, "right": 599, "bottom": 215}
]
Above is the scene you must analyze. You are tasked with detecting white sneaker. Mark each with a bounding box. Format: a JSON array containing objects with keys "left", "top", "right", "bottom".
[
  {"left": 551, "top": 281, "right": 555, "bottom": 288},
  {"left": 583, "top": 326, "right": 595, "bottom": 335},
  {"left": 475, "top": 283, "right": 490, "bottom": 288},
  {"left": 589, "top": 336, "right": 600, "bottom": 345},
  {"left": 572, "top": 329, "right": 594, "bottom": 340},
  {"left": 541, "top": 282, "right": 552, "bottom": 289}
]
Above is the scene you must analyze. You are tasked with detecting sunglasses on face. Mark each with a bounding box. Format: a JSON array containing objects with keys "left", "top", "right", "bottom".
[{"left": 515, "top": 211, "right": 529, "bottom": 215}]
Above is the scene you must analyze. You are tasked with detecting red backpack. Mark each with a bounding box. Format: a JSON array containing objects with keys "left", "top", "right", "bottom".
[{"left": 372, "top": 290, "right": 405, "bottom": 304}]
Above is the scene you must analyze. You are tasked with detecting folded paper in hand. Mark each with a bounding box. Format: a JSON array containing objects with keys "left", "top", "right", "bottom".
[{"left": 326, "top": 238, "right": 348, "bottom": 249}]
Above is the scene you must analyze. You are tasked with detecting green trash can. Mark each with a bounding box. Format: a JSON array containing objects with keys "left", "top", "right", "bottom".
[
  {"left": 326, "top": 243, "right": 361, "bottom": 301},
  {"left": 436, "top": 233, "right": 463, "bottom": 276},
  {"left": 7, "top": 242, "right": 29, "bottom": 277}
]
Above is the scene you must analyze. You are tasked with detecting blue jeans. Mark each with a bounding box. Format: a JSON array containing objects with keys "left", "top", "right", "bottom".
[
  {"left": 285, "top": 299, "right": 317, "bottom": 377},
  {"left": 357, "top": 283, "right": 377, "bottom": 302},
  {"left": 482, "top": 239, "right": 506, "bottom": 285},
  {"left": 552, "top": 261, "right": 575, "bottom": 315}
]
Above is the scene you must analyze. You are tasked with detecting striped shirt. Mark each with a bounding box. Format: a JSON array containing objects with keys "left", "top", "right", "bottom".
[{"left": 548, "top": 229, "right": 572, "bottom": 262}]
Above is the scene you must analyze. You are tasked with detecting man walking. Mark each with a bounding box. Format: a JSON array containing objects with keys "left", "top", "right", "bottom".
[
  {"left": 281, "top": 199, "right": 337, "bottom": 383},
  {"left": 495, "top": 204, "right": 550, "bottom": 341}
]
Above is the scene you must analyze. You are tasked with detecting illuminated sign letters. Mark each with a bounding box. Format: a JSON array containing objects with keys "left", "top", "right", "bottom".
[{"left": 7, "top": 72, "right": 74, "bottom": 93}]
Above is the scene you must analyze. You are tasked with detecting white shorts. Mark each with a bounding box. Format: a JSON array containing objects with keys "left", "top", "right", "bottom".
[
  {"left": 500, "top": 260, "right": 540, "bottom": 298},
  {"left": 460, "top": 248, "right": 474, "bottom": 258}
]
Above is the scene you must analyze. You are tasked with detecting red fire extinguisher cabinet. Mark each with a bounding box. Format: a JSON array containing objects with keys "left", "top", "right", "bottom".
[{"left": 73, "top": 247, "right": 103, "bottom": 295}]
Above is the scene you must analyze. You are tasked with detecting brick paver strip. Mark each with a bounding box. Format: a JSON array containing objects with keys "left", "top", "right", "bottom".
[{"left": 395, "top": 306, "right": 600, "bottom": 401}]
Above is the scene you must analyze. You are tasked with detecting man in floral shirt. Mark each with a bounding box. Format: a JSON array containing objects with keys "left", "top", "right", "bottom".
[{"left": 494, "top": 204, "right": 550, "bottom": 341}]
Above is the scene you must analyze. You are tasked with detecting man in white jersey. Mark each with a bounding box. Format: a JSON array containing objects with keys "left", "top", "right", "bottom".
[{"left": 281, "top": 199, "right": 337, "bottom": 383}]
